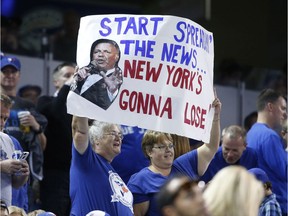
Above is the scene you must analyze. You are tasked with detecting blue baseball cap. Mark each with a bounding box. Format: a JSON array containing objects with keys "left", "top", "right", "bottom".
[
  {"left": 1, "top": 55, "right": 21, "bottom": 71},
  {"left": 248, "top": 168, "right": 270, "bottom": 183}
]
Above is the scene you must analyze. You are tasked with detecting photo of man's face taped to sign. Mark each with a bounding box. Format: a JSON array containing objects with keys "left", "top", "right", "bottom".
[{"left": 71, "top": 38, "right": 123, "bottom": 110}]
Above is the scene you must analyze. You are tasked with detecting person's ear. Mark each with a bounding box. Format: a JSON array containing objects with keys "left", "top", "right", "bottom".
[
  {"left": 53, "top": 79, "right": 59, "bottom": 88},
  {"left": 147, "top": 147, "right": 155, "bottom": 158},
  {"left": 267, "top": 102, "right": 274, "bottom": 112},
  {"left": 92, "top": 141, "right": 99, "bottom": 151},
  {"left": 147, "top": 150, "right": 153, "bottom": 158}
]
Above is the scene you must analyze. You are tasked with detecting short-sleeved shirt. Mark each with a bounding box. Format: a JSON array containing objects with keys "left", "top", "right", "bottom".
[
  {"left": 111, "top": 126, "right": 149, "bottom": 184},
  {"left": 128, "top": 150, "right": 198, "bottom": 216},
  {"left": 70, "top": 143, "right": 134, "bottom": 216},
  {"left": 200, "top": 146, "right": 258, "bottom": 183},
  {"left": 247, "top": 123, "right": 288, "bottom": 214}
]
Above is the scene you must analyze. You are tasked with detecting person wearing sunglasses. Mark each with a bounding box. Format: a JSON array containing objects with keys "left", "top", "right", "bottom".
[
  {"left": 127, "top": 96, "right": 221, "bottom": 216},
  {"left": 156, "top": 175, "right": 209, "bottom": 216}
]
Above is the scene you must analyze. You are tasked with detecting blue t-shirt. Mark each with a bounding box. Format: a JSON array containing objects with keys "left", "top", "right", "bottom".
[
  {"left": 70, "top": 143, "right": 134, "bottom": 216},
  {"left": 128, "top": 150, "right": 198, "bottom": 216},
  {"left": 200, "top": 146, "right": 258, "bottom": 183},
  {"left": 11, "top": 136, "right": 28, "bottom": 212},
  {"left": 111, "top": 126, "right": 149, "bottom": 184},
  {"left": 247, "top": 123, "right": 288, "bottom": 214}
]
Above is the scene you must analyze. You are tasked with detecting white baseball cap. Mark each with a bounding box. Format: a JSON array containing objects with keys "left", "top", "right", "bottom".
[{"left": 86, "top": 210, "right": 111, "bottom": 216}]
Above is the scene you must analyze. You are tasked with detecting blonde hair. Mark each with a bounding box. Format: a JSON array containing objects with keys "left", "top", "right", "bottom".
[
  {"left": 27, "top": 209, "right": 45, "bottom": 216},
  {"left": 203, "top": 166, "right": 264, "bottom": 216},
  {"left": 7, "top": 206, "right": 27, "bottom": 216},
  {"left": 0, "top": 93, "right": 12, "bottom": 108}
]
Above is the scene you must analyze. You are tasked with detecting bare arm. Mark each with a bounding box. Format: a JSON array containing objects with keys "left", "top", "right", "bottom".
[
  {"left": 37, "top": 133, "right": 47, "bottom": 151},
  {"left": 197, "top": 97, "right": 221, "bottom": 176},
  {"left": 72, "top": 116, "right": 89, "bottom": 154},
  {"left": 133, "top": 201, "right": 150, "bottom": 216}
]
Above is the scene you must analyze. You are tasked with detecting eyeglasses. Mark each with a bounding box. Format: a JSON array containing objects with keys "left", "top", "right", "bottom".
[
  {"left": 153, "top": 143, "right": 175, "bottom": 151},
  {"left": 104, "top": 131, "right": 123, "bottom": 140}
]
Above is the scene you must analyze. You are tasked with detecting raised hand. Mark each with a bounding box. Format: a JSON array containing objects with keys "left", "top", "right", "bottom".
[
  {"left": 100, "top": 67, "right": 123, "bottom": 94},
  {"left": 212, "top": 88, "right": 221, "bottom": 116},
  {"left": 73, "top": 66, "right": 91, "bottom": 82}
]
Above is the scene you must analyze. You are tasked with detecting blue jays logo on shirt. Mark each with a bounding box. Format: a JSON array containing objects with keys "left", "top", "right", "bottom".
[{"left": 109, "top": 171, "right": 133, "bottom": 213}]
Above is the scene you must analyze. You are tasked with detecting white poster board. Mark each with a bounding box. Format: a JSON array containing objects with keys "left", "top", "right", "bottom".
[{"left": 67, "top": 14, "right": 215, "bottom": 142}]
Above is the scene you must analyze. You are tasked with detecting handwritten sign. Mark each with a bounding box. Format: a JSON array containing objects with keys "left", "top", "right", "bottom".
[{"left": 67, "top": 14, "right": 215, "bottom": 142}]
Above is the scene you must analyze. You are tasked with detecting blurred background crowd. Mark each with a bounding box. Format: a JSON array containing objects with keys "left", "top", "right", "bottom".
[
  {"left": 1, "top": 0, "right": 287, "bottom": 215},
  {"left": 1, "top": 0, "right": 287, "bottom": 95}
]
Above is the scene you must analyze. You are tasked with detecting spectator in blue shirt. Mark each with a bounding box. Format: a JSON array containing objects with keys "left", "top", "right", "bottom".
[
  {"left": 249, "top": 168, "right": 282, "bottom": 216},
  {"left": 200, "top": 125, "right": 258, "bottom": 183},
  {"left": 247, "top": 89, "right": 287, "bottom": 215}
]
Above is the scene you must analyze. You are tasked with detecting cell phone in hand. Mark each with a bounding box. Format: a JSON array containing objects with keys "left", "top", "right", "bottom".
[{"left": 20, "top": 151, "right": 29, "bottom": 160}]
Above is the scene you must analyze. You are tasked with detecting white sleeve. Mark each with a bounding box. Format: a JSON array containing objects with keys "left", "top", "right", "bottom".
[{"left": 107, "top": 88, "right": 119, "bottom": 101}]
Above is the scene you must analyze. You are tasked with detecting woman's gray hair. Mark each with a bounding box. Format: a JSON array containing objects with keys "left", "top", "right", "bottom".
[{"left": 88, "top": 120, "right": 121, "bottom": 144}]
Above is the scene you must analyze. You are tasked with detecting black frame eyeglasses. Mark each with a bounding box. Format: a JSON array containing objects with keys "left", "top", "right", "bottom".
[{"left": 153, "top": 143, "right": 175, "bottom": 151}]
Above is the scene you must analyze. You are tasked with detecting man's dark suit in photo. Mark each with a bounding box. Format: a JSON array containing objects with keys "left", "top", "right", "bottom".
[{"left": 72, "top": 38, "right": 123, "bottom": 110}]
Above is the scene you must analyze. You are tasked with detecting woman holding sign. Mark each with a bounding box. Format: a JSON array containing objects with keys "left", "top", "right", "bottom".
[
  {"left": 127, "top": 95, "right": 221, "bottom": 216},
  {"left": 70, "top": 117, "right": 133, "bottom": 215}
]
